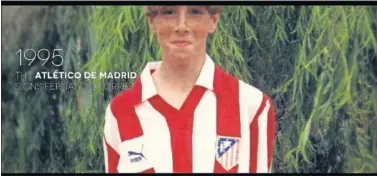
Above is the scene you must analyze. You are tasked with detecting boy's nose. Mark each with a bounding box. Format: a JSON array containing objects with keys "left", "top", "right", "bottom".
[{"left": 174, "top": 12, "right": 189, "bottom": 34}]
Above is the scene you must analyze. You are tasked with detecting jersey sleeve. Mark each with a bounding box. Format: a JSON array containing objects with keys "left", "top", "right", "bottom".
[
  {"left": 103, "top": 103, "right": 122, "bottom": 173},
  {"left": 249, "top": 94, "right": 275, "bottom": 173},
  {"left": 265, "top": 96, "right": 275, "bottom": 173}
]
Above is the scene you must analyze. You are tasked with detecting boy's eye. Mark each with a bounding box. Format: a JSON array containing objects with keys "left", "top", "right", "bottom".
[
  {"left": 162, "top": 9, "right": 175, "bottom": 15},
  {"left": 191, "top": 9, "right": 203, "bottom": 15}
]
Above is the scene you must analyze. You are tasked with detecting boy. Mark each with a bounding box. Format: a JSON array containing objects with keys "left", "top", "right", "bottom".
[{"left": 103, "top": 6, "right": 275, "bottom": 173}]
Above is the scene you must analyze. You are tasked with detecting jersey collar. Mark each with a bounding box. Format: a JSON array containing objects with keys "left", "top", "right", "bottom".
[{"left": 140, "top": 54, "right": 215, "bottom": 102}]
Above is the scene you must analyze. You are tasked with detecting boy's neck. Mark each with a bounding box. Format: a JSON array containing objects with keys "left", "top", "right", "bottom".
[{"left": 152, "top": 52, "right": 206, "bottom": 94}]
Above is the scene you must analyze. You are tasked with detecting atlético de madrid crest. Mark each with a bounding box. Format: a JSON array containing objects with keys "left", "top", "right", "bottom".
[{"left": 216, "top": 135, "right": 241, "bottom": 171}]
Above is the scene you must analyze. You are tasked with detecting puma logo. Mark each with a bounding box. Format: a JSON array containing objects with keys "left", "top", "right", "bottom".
[{"left": 128, "top": 145, "right": 145, "bottom": 163}]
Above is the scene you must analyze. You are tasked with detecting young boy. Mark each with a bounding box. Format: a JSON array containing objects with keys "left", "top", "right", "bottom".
[{"left": 103, "top": 6, "right": 275, "bottom": 173}]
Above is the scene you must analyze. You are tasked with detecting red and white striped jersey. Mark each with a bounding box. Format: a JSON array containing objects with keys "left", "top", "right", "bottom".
[{"left": 103, "top": 54, "right": 275, "bottom": 173}]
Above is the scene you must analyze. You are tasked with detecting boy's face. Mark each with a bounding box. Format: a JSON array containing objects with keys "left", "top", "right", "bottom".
[{"left": 148, "top": 6, "right": 220, "bottom": 60}]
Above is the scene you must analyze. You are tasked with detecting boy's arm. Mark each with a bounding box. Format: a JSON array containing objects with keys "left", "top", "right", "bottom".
[
  {"left": 266, "top": 96, "right": 275, "bottom": 173},
  {"left": 103, "top": 104, "right": 121, "bottom": 173},
  {"left": 249, "top": 94, "right": 275, "bottom": 173}
]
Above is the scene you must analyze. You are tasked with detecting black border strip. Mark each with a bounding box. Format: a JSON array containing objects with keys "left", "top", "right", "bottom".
[{"left": 2, "top": 1, "right": 377, "bottom": 6}]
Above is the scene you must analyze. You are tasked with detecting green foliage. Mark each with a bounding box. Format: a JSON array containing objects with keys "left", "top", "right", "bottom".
[{"left": 1, "top": 6, "right": 377, "bottom": 173}]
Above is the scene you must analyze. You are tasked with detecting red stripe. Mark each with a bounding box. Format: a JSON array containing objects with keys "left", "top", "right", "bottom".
[
  {"left": 266, "top": 96, "right": 275, "bottom": 172},
  {"left": 177, "top": 86, "right": 206, "bottom": 173},
  {"left": 213, "top": 66, "right": 240, "bottom": 173},
  {"left": 214, "top": 66, "right": 241, "bottom": 137},
  {"left": 111, "top": 78, "right": 144, "bottom": 141},
  {"left": 249, "top": 94, "right": 268, "bottom": 173},
  {"left": 141, "top": 168, "right": 155, "bottom": 173},
  {"left": 149, "top": 86, "right": 206, "bottom": 173},
  {"left": 104, "top": 137, "right": 120, "bottom": 173}
]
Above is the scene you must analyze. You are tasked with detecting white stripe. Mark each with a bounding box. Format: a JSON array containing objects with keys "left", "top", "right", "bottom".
[
  {"left": 192, "top": 91, "right": 217, "bottom": 173},
  {"left": 103, "top": 137, "right": 109, "bottom": 173},
  {"left": 257, "top": 101, "right": 270, "bottom": 173},
  {"left": 220, "top": 146, "right": 224, "bottom": 166},
  {"left": 238, "top": 80, "right": 263, "bottom": 173},
  {"left": 231, "top": 143, "right": 236, "bottom": 168},
  {"left": 225, "top": 149, "right": 228, "bottom": 170},
  {"left": 135, "top": 101, "right": 173, "bottom": 172},
  {"left": 103, "top": 104, "right": 122, "bottom": 154},
  {"left": 232, "top": 143, "right": 235, "bottom": 168},
  {"left": 234, "top": 142, "right": 238, "bottom": 166},
  {"left": 234, "top": 142, "right": 241, "bottom": 164},
  {"left": 225, "top": 150, "right": 228, "bottom": 170},
  {"left": 226, "top": 149, "right": 229, "bottom": 170},
  {"left": 220, "top": 150, "right": 223, "bottom": 168},
  {"left": 229, "top": 143, "right": 233, "bottom": 169}
]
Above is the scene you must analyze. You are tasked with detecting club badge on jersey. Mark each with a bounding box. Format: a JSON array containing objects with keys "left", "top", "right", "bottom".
[{"left": 216, "top": 135, "right": 241, "bottom": 171}]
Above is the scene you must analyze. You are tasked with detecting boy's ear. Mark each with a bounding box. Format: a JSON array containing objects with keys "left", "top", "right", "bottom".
[
  {"left": 148, "top": 16, "right": 156, "bottom": 33},
  {"left": 209, "top": 14, "right": 221, "bottom": 33}
]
